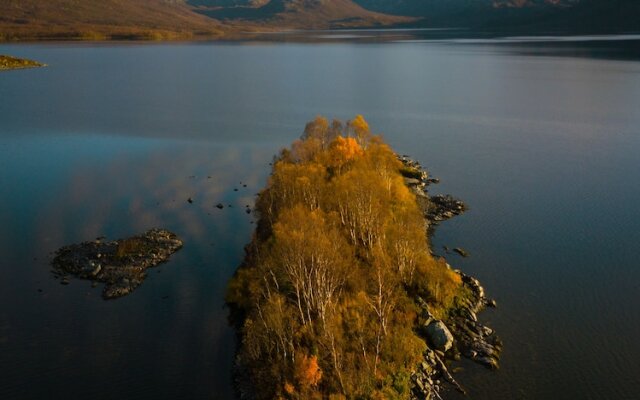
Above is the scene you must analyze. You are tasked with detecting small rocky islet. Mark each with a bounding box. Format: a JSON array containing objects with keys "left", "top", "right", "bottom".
[
  {"left": 0, "top": 54, "right": 45, "bottom": 71},
  {"left": 51, "top": 229, "right": 183, "bottom": 299}
]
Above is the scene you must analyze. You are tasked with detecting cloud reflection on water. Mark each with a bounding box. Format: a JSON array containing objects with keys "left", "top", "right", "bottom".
[{"left": 0, "top": 134, "right": 276, "bottom": 399}]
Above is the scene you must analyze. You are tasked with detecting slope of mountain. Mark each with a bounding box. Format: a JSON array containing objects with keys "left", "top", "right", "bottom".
[
  {"left": 0, "top": 0, "right": 411, "bottom": 40},
  {"left": 188, "top": 0, "right": 413, "bottom": 29},
  {"left": 0, "top": 0, "right": 636, "bottom": 40},
  {"left": 0, "top": 0, "right": 224, "bottom": 40},
  {"left": 353, "top": 0, "right": 639, "bottom": 33}
]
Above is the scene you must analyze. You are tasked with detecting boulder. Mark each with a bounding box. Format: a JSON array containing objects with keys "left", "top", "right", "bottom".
[{"left": 424, "top": 320, "right": 454, "bottom": 352}]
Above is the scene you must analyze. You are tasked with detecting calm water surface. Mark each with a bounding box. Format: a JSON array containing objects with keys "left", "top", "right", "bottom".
[{"left": 1, "top": 36, "right": 639, "bottom": 400}]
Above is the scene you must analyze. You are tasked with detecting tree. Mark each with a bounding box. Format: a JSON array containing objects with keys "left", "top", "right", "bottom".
[{"left": 227, "top": 115, "right": 464, "bottom": 400}]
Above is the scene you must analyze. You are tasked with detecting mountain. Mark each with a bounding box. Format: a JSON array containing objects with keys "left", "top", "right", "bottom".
[
  {"left": 352, "top": 0, "right": 640, "bottom": 33},
  {"left": 0, "top": 0, "right": 224, "bottom": 40},
  {"left": 187, "top": 0, "right": 412, "bottom": 29},
  {"left": 0, "top": 0, "right": 637, "bottom": 40},
  {"left": 0, "top": 0, "right": 410, "bottom": 40}
]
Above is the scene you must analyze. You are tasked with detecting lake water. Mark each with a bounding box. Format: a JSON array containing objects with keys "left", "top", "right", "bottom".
[{"left": 1, "top": 35, "right": 639, "bottom": 400}]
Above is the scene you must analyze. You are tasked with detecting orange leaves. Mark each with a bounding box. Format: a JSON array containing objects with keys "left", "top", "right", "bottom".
[
  {"left": 295, "top": 354, "right": 323, "bottom": 388},
  {"left": 284, "top": 382, "right": 295, "bottom": 395},
  {"left": 327, "top": 136, "right": 363, "bottom": 172}
]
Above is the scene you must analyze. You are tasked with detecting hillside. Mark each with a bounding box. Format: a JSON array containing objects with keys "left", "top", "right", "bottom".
[
  {"left": 0, "top": 0, "right": 224, "bottom": 40},
  {"left": 0, "top": 0, "right": 635, "bottom": 40},
  {"left": 353, "top": 0, "right": 639, "bottom": 33},
  {"left": 188, "top": 0, "right": 412, "bottom": 29},
  {"left": 0, "top": 0, "right": 410, "bottom": 40}
]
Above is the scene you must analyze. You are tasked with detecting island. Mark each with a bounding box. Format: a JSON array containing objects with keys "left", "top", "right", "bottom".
[
  {"left": 226, "top": 116, "right": 501, "bottom": 400},
  {"left": 0, "top": 55, "right": 45, "bottom": 71},
  {"left": 52, "top": 229, "right": 183, "bottom": 299}
]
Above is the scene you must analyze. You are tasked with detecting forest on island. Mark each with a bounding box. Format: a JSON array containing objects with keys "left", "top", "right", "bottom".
[{"left": 226, "top": 116, "right": 465, "bottom": 399}]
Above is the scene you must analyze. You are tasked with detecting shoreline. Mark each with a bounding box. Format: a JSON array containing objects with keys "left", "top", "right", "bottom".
[
  {"left": 2, "top": 30, "right": 638, "bottom": 44},
  {"left": 399, "top": 155, "right": 502, "bottom": 399}
]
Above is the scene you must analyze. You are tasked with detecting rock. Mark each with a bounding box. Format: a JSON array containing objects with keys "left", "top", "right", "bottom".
[
  {"left": 424, "top": 320, "right": 454, "bottom": 352},
  {"left": 404, "top": 177, "right": 422, "bottom": 187},
  {"left": 476, "top": 356, "right": 499, "bottom": 370},
  {"left": 187, "top": 197, "right": 194, "bottom": 204},
  {"left": 216, "top": 203, "right": 224, "bottom": 209},
  {"left": 51, "top": 229, "right": 183, "bottom": 299},
  {"left": 453, "top": 247, "right": 469, "bottom": 257},
  {"left": 245, "top": 208, "right": 251, "bottom": 214},
  {"left": 482, "top": 326, "right": 494, "bottom": 336},
  {"left": 486, "top": 299, "right": 497, "bottom": 308},
  {"left": 425, "top": 194, "right": 467, "bottom": 224}
]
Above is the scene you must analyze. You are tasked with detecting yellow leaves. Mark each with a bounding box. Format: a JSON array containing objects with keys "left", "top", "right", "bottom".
[
  {"left": 348, "top": 114, "right": 371, "bottom": 146},
  {"left": 327, "top": 136, "right": 363, "bottom": 172},
  {"left": 229, "top": 115, "right": 470, "bottom": 399},
  {"left": 351, "top": 114, "right": 369, "bottom": 134}
]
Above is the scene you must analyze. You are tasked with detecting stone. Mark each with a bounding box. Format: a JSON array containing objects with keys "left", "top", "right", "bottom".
[
  {"left": 424, "top": 320, "right": 454, "bottom": 352},
  {"left": 453, "top": 247, "right": 469, "bottom": 257}
]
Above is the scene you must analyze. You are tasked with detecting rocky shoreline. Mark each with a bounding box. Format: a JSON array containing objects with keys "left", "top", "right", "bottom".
[
  {"left": 51, "top": 229, "right": 183, "bottom": 299},
  {"left": 399, "top": 155, "right": 502, "bottom": 400}
]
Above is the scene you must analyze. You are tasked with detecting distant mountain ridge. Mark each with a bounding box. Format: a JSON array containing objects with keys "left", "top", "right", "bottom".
[
  {"left": 353, "top": 0, "right": 638, "bottom": 33},
  {"left": 0, "top": 0, "right": 409, "bottom": 39},
  {"left": 187, "top": 0, "right": 412, "bottom": 28},
  {"left": 0, "top": 0, "right": 637, "bottom": 40}
]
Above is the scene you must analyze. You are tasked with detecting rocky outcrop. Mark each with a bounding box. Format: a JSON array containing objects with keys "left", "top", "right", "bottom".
[
  {"left": 51, "top": 229, "right": 183, "bottom": 299},
  {"left": 449, "top": 272, "right": 502, "bottom": 370},
  {"left": 398, "top": 155, "right": 467, "bottom": 225},
  {"left": 427, "top": 194, "right": 467, "bottom": 223},
  {"left": 400, "top": 154, "right": 501, "bottom": 399}
]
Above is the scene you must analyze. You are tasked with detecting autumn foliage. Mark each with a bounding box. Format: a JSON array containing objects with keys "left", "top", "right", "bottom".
[{"left": 227, "top": 116, "right": 463, "bottom": 399}]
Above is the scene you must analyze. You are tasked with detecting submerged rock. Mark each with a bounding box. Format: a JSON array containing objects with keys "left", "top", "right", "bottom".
[
  {"left": 51, "top": 229, "right": 183, "bottom": 299},
  {"left": 453, "top": 247, "right": 469, "bottom": 258}
]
